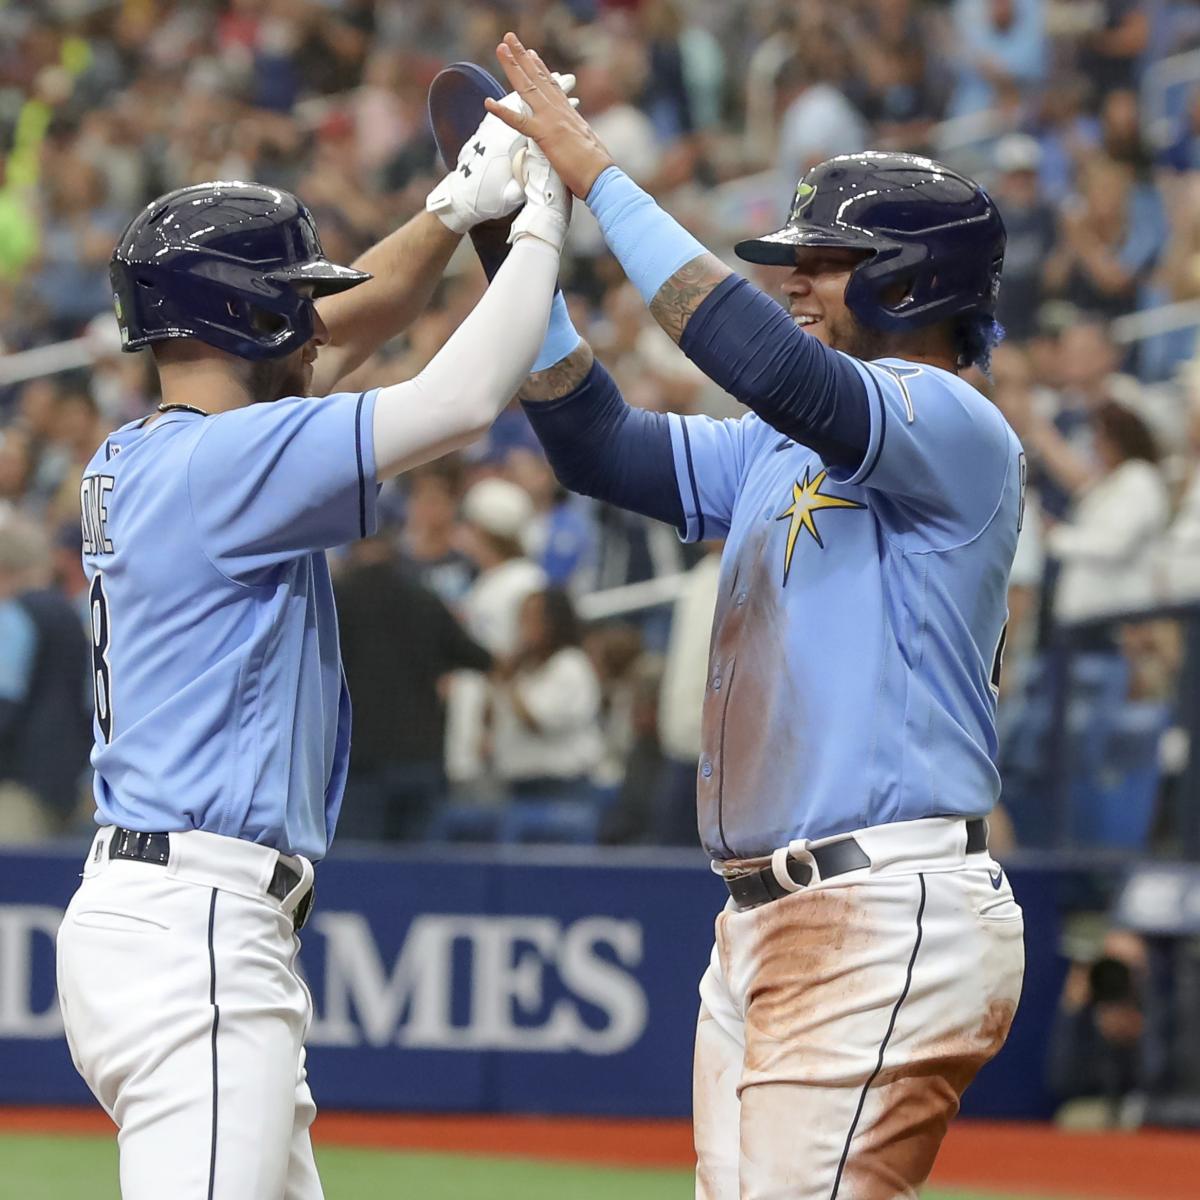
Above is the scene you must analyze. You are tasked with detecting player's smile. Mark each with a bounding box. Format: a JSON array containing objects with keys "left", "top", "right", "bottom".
[{"left": 780, "top": 247, "right": 867, "bottom": 351}]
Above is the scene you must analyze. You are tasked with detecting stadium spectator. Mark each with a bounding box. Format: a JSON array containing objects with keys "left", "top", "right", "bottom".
[
  {"left": 0, "top": 510, "right": 90, "bottom": 840},
  {"left": 397, "top": 457, "right": 476, "bottom": 608},
  {"left": 507, "top": 447, "right": 597, "bottom": 591},
  {"left": 334, "top": 533, "right": 491, "bottom": 841},
  {"left": 991, "top": 134, "right": 1057, "bottom": 342},
  {"left": 1156, "top": 370, "right": 1200, "bottom": 602},
  {"left": 445, "top": 477, "right": 547, "bottom": 790},
  {"left": 490, "top": 588, "right": 604, "bottom": 802},
  {"left": 1049, "top": 929, "right": 1161, "bottom": 1128},
  {"left": 774, "top": 54, "right": 869, "bottom": 193},
  {"left": 1047, "top": 402, "right": 1169, "bottom": 624},
  {"left": 1069, "top": 0, "right": 1150, "bottom": 104},
  {"left": 655, "top": 542, "right": 721, "bottom": 846},
  {"left": 949, "top": 0, "right": 1046, "bottom": 118},
  {"left": 1043, "top": 155, "right": 1168, "bottom": 322}
]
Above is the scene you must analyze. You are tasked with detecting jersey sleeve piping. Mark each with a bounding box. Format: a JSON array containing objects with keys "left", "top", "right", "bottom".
[
  {"left": 356, "top": 388, "right": 381, "bottom": 539},
  {"left": 669, "top": 413, "right": 707, "bottom": 544},
  {"left": 354, "top": 391, "right": 367, "bottom": 538},
  {"left": 824, "top": 358, "right": 887, "bottom": 487}
]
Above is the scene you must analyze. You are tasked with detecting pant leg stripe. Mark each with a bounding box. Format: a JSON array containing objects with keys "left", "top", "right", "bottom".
[
  {"left": 829, "top": 872, "right": 927, "bottom": 1200},
  {"left": 207, "top": 888, "right": 220, "bottom": 1200}
]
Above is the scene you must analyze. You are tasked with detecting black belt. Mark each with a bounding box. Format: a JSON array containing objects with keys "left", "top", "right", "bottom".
[
  {"left": 107, "top": 828, "right": 315, "bottom": 930},
  {"left": 722, "top": 818, "right": 988, "bottom": 911}
]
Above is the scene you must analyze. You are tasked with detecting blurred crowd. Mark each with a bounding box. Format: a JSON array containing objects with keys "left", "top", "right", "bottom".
[{"left": 7, "top": 0, "right": 1200, "bottom": 856}]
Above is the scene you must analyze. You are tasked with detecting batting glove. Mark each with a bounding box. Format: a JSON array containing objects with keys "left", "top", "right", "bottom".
[
  {"left": 426, "top": 72, "right": 576, "bottom": 234},
  {"left": 507, "top": 139, "right": 572, "bottom": 253}
]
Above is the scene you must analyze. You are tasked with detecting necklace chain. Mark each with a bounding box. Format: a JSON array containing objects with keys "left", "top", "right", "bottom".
[{"left": 156, "top": 403, "right": 211, "bottom": 417}]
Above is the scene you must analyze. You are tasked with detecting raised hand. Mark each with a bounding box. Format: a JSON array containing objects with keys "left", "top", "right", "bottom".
[
  {"left": 426, "top": 67, "right": 577, "bottom": 233},
  {"left": 484, "top": 32, "right": 615, "bottom": 199},
  {"left": 507, "top": 138, "right": 572, "bottom": 252}
]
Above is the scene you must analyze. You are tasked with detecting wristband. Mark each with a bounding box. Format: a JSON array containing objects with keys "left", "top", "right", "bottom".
[
  {"left": 586, "top": 166, "right": 707, "bottom": 303},
  {"left": 531, "top": 292, "right": 581, "bottom": 372}
]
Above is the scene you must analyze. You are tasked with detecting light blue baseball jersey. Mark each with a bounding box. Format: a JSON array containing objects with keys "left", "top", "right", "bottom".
[
  {"left": 667, "top": 357, "right": 1024, "bottom": 861},
  {"left": 79, "top": 392, "right": 379, "bottom": 860}
]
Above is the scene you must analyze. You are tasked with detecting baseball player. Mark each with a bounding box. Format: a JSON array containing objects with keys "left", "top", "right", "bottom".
[
  {"left": 483, "top": 35, "right": 1026, "bottom": 1200},
  {"left": 55, "top": 83, "right": 572, "bottom": 1199}
]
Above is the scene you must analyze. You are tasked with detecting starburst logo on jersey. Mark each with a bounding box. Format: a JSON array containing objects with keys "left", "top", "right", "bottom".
[{"left": 776, "top": 468, "right": 865, "bottom": 585}]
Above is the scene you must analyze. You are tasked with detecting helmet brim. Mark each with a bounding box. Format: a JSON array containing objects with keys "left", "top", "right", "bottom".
[
  {"left": 735, "top": 224, "right": 881, "bottom": 266},
  {"left": 267, "top": 258, "right": 372, "bottom": 298}
]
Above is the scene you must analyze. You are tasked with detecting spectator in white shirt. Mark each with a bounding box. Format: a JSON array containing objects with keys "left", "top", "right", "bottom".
[
  {"left": 491, "top": 589, "right": 604, "bottom": 799},
  {"left": 1157, "top": 380, "right": 1200, "bottom": 602},
  {"left": 775, "top": 59, "right": 868, "bottom": 201},
  {"left": 445, "top": 478, "right": 547, "bottom": 788},
  {"left": 1048, "top": 402, "right": 1169, "bottom": 625}
]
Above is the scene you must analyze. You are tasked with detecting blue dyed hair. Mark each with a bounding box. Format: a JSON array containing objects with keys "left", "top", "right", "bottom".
[{"left": 957, "top": 313, "right": 1006, "bottom": 376}]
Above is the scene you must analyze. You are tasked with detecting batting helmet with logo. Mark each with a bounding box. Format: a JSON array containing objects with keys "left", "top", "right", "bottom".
[
  {"left": 735, "top": 152, "right": 1006, "bottom": 336},
  {"left": 109, "top": 181, "right": 371, "bottom": 360}
]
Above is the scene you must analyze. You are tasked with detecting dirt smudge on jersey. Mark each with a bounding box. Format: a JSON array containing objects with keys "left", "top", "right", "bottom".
[{"left": 698, "top": 534, "right": 801, "bottom": 858}]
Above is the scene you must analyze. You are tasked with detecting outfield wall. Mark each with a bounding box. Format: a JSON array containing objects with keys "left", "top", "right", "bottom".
[{"left": 0, "top": 842, "right": 1082, "bottom": 1117}]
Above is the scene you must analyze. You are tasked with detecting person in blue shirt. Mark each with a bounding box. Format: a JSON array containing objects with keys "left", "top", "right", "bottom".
[
  {"left": 55, "top": 85, "right": 572, "bottom": 1200},
  {"left": 485, "top": 35, "right": 1026, "bottom": 1200}
]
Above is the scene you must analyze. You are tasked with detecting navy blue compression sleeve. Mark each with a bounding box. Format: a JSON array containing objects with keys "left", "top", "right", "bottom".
[
  {"left": 678, "top": 275, "right": 870, "bottom": 467},
  {"left": 521, "top": 361, "right": 684, "bottom": 530}
]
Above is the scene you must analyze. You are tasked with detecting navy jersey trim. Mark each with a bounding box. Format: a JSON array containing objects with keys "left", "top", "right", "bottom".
[
  {"left": 714, "top": 659, "right": 738, "bottom": 858},
  {"left": 206, "top": 889, "right": 220, "bottom": 1200},
  {"left": 857, "top": 370, "right": 888, "bottom": 485},
  {"left": 679, "top": 420, "right": 705, "bottom": 542},
  {"left": 354, "top": 391, "right": 368, "bottom": 539},
  {"left": 829, "top": 872, "right": 927, "bottom": 1198}
]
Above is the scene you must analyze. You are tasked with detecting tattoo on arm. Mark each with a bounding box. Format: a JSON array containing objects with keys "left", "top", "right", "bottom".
[
  {"left": 648, "top": 253, "right": 732, "bottom": 344},
  {"left": 519, "top": 340, "right": 596, "bottom": 403}
]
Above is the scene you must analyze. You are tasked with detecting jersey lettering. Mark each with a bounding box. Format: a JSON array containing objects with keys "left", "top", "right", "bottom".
[
  {"left": 80, "top": 475, "right": 115, "bottom": 556},
  {"left": 90, "top": 572, "right": 113, "bottom": 743}
]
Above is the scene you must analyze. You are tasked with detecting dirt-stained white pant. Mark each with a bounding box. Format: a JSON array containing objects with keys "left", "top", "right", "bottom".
[
  {"left": 694, "top": 817, "right": 1024, "bottom": 1200},
  {"left": 56, "top": 828, "right": 322, "bottom": 1200}
]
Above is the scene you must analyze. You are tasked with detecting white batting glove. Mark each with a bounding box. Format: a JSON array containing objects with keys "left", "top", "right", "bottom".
[
  {"left": 426, "top": 73, "right": 576, "bottom": 234},
  {"left": 506, "top": 140, "right": 572, "bottom": 253}
]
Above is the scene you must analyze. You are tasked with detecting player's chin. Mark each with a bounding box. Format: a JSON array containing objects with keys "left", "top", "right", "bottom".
[{"left": 796, "top": 318, "right": 829, "bottom": 347}]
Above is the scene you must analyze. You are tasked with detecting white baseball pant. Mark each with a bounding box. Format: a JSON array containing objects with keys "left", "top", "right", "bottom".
[
  {"left": 694, "top": 817, "right": 1025, "bottom": 1200},
  {"left": 56, "top": 827, "right": 322, "bottom": 1200}
]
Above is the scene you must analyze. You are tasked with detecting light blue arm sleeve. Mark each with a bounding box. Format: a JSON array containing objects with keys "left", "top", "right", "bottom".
[
  {"left": 826, "top": 359, "right": 1016, "bottom": 546},
  {"left": 666, "top": 412, "right": 762, "bottom": 544},
  {"left": 186, "top": 390, "right": 380, "bottom": 582}
]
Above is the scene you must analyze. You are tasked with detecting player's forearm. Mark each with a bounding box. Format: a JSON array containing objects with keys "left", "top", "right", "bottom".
[
  {"left": 520, "top": 352, "right": 684, "bottom": 528},
  {"left": 371, "top": 235, "right": 560, "bottom": 478},
  {"left": 585, "top": 166, "right": 731, "bottom": 345},
  {"left": 314, "top": 211, "right": 460, "bottom": 392}
]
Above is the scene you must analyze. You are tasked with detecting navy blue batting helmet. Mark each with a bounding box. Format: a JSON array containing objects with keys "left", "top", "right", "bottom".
[
  {"left": 735, "top": 152, "right": 1005, "bottom": 336},
  {"left": 109, "top": 181, "right": 371, "bottom": 360}
]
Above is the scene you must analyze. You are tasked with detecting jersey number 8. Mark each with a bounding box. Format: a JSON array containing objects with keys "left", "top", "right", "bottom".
[{"left": 90, "top": 573, "right": 113, "bottom": 743}]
